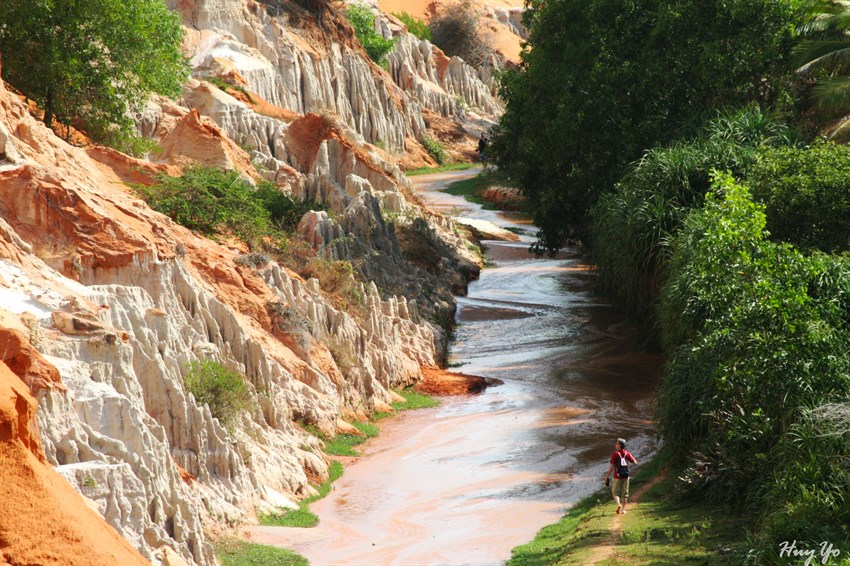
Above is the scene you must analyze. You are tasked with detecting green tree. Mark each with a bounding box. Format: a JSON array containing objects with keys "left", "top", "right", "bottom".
[
  {"left": 0, "top": 0, "right": 187, "bottom": 139},
  {"left": 490, "top": 0, "right": 797, "bottom": 252},
  {"left": 658, "top": 174, "right": 850, "bottom": 497}
]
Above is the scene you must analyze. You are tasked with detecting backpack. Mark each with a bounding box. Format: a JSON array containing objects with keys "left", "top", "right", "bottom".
[{"left": 616, "top": 451, "right": 630, "bottom": 478}]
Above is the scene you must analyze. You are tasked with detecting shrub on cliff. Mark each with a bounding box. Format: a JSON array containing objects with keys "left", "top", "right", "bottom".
[
  {"left": 141, "top": 167, "right": 272, "bottom": 243},
  {"left": 0, "top": 0, "right": 187, "bottom": 141},
  {"left": 346, "top": 4, "right": 396, "bottom": 65},
  {"left": 184, "top": 360, "right": 251, "bottom": 429},
  {"left": 139, "top": 166, "right": 317, "bottom": 247},
  {"left": 394, "top": 12, "right": 431, "bottom": 41},
  {"left": 420, "top": 135, "right": 447, "bottom": 165}
]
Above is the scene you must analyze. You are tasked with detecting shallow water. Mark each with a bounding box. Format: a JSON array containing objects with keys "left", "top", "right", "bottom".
[{"left": 250, "top": 169, "right": 661, "bottom": 565}]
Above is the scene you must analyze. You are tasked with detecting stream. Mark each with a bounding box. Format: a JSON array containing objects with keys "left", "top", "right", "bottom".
[{"left": 250, "top": 168, "right": 661, "bottom": 565}]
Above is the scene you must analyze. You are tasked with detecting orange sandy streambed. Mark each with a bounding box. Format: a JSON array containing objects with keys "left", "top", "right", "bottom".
[{"left": 249, "top": 169, "right": 661, "bottom": 565}]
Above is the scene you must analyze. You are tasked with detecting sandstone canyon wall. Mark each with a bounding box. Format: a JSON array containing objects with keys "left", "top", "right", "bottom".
[{"left": 0, "top": 1, "right": 502, "bottom": 564}]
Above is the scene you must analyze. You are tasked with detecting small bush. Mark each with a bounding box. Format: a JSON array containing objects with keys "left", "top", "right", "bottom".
[
  {"left": 429, "top": 1, "right": 492, "bottom": 67},
  {"left": 394, "top": 11, "right": 431, "bottom": 41},
  {"left": 234, "top": 253, "right": 270, "bottom": 269},
  {"left": 346, "top": 4, "right": 396, "bottom": 64},
  {"left": 139, "top": 166, "right": 320, "bottom": 249},
  {"left": 253, "top": 183, "right": 322, "bottom": 233},
  {"left": 98, "top": 129, "right": 162, "bottom": 158},
  {"left": 139, "top": 166, "right": 273, "bottom": 245},
  {"left": 420, "top": 135, "right": 446, "bottom": 165},
  {"left": 301, "top": 258, "right": 362, "bottom": 312},
  {"left": 184, "top": 360, "right": 251, "bottom": 429}
]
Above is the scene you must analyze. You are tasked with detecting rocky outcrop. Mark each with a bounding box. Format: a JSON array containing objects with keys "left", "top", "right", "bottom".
[
  {"left": 454, "top": 217, "right": 521, "bottom": 243},
  {"left": 168, "top": 81, "right": 480, "bottom": 311},
  {"left": 171, "top": 0, "right": 426, "bottom": 152},
  {"left": 0, "top": 1, "right": 502, "bottom": 564},
  {"left": 171, "top": 0, "right": 502, "bottom": 164},
  {"left": 388, "top": 34, "right": 503, "bottom": 118}
]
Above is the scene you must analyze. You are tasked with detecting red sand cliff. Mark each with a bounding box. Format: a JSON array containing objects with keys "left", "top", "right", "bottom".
[{"left": 0, "top": 360, "right": 149, "bottom": 566}]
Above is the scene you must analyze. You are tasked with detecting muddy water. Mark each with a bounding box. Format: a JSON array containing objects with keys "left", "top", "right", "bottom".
[{"left": 250, "top": 169, "right": 661, "bottom": 565}]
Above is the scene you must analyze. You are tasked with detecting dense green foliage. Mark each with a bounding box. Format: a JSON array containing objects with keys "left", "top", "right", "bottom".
[
  {"left": 508, "top": 0, "right": 850, "bottom": 557},
  {"left": 591, "top": 108, "right": 797, "bottom": 338},
  {"left": 393, "top": 11, "right": 431, "bottom": 41},
  {"left": 756, "top": 403, "right": 850, "bottom": 560},
  {"left": 184, "top": 360, "right": 251, "bottom": 429},
  {"left": 346, "top": 4, "right": 396, "bottom": 65},
  {"left": 139, "top": 166, "right": 318, "bottom": 246},
  {"left": 491, "top": 0, "right": 798, "bottom": 250},
  {"left": 657, "top": 174, "right": 850, "bottom": 554},
  {"left": 0, "top": 0, "right": 187, "bottom": 138},
  {"left": 748, "top": 141, "right": 850, "bottom": 252},
  {"left": 216, "top": 540, "right": 308, "bottom": 566}
]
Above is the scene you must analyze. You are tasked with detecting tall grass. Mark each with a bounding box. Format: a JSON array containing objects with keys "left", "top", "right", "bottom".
[{"left": 590, "top": 107, "right": 797, "bottom": 342}]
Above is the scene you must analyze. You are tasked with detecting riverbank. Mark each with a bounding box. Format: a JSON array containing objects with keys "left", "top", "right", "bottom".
[
  {"left": 237, "top": 168, "right": 660, "bottom": 565},
  {"left": 508, "top": 454, "right": 749, "bottom": 565}
]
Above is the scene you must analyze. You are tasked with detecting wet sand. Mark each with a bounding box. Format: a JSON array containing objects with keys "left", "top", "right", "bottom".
[{"left": 249, "top": 168, "right": 661, "bottom": 565}]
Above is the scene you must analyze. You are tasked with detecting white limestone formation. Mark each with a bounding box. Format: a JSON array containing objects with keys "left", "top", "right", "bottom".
[
  {"left": 388, "top": 34, "right": 503, "bottom": 118},
  {"left": 171, "top": 0, "right": 426, "bottom": 152}
]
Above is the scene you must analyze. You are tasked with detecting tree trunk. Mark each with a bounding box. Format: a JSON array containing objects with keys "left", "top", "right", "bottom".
[{"left": 43, "top": 88, "right": 54, "bottom": 131}]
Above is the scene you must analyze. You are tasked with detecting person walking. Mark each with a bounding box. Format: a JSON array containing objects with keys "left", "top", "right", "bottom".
[
  {"left": 478, "top": 134, "right": 488, "bottom": 164},
  {"left": 603, "top": 438, "right": 637, "bottom": 514}
]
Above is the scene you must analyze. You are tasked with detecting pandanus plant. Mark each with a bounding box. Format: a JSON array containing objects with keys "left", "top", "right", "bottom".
[{"left": 795, "top": 0, "right": 850, "bottom": 116}]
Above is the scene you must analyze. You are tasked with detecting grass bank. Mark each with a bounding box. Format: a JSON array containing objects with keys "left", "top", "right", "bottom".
[
  {"left": 405, "top": 162, "right": 477, "bottom": 176},
  {"left": 509, "top": 454, "right": 749, "bottom": 565},
  {"left": 215, "top": 539, "right": 308, "bottom": 566}
]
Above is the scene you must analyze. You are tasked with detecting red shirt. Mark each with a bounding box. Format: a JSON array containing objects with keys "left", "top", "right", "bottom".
[{"left": 610, "top": 450, "right": 636, "bottom": 479}]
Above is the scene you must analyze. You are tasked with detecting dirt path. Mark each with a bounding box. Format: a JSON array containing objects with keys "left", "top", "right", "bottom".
[{"left": 581, "top": 468, "right": 669, "bottom": 565}]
